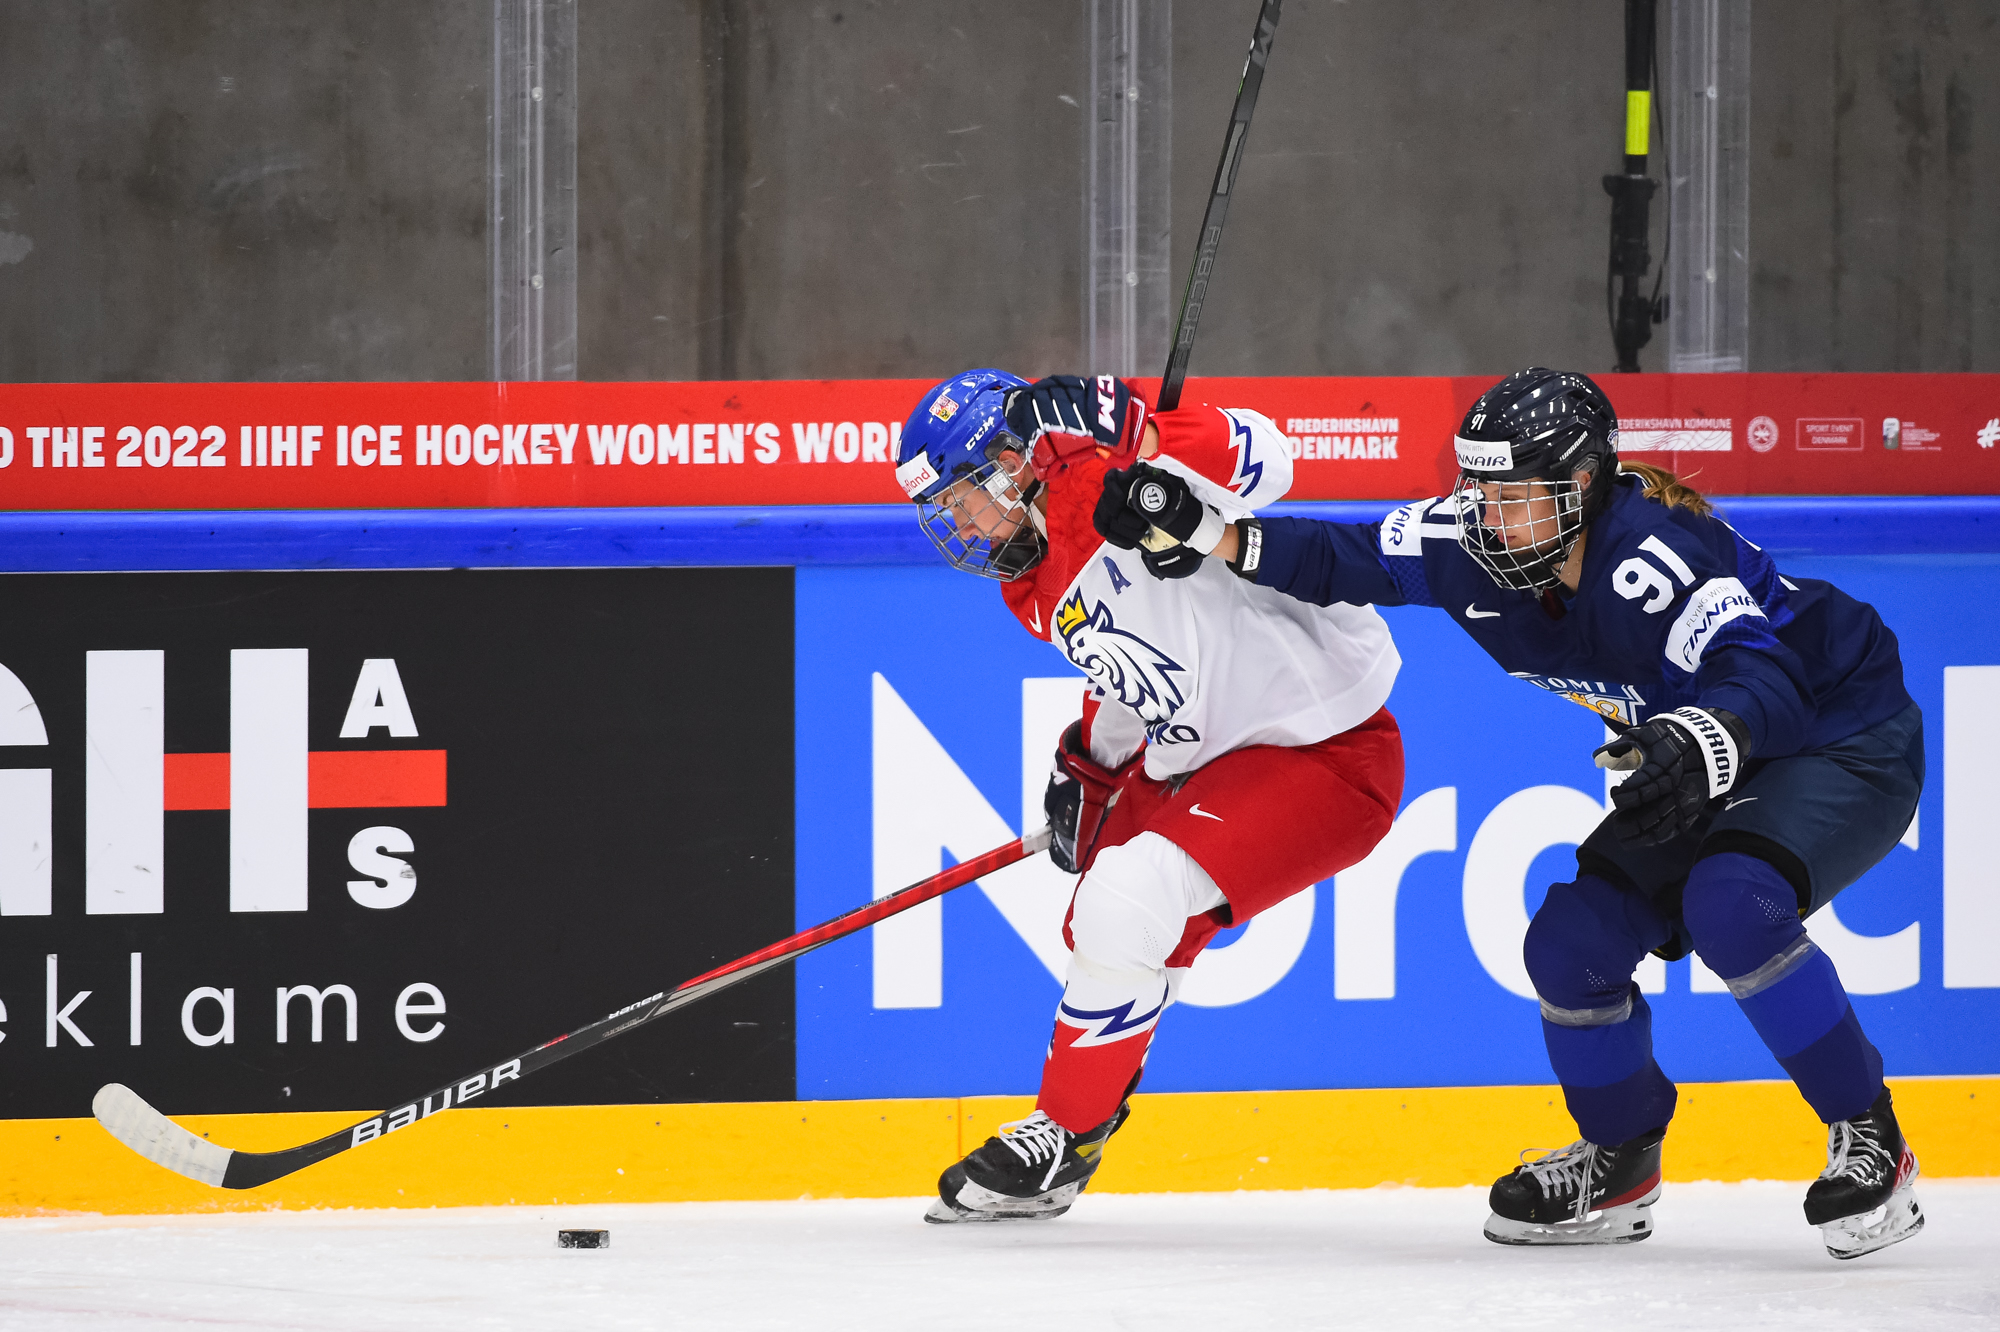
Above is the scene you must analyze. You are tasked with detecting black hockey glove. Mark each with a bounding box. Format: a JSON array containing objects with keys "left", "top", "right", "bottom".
[
  {"left": 1004, "top": 375, "right": 1147, "bottom": 478},
  {"left": 1140, "top": 542, "right": 1206, "bottom": 580},
  {"left": 1595, "top": 706, "right": 1751, "bottom": 846},
  {"left": 1098, "top": 462, "right": 1227, "bottom": 581},
  {"left": 1044, "top": 720, "right": 1123, "bottom": 875},
  {"left": 1092, "top": 465, "right": 1152, "bottom": 549}
]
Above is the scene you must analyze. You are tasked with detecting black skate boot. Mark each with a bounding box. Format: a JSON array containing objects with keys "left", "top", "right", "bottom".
[
  {"left": 1483, "top": 1127, "right": 1664, "bottom": 1246},
  {"left": 1803, "top": 1086, "right": 1923, "bottom": 1260},
  {"left": 923, "top": 1104, "right": 1130, "bottom": 1224}
]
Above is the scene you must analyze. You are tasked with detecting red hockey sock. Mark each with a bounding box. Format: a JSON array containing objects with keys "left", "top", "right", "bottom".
[{"left": 1034, "top": 980, "right": 1165, "bottom": 1133}]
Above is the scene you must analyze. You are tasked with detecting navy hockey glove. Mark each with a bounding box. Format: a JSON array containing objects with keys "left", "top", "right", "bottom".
[
  {"left": 1045, "top": 720, "right": 1126, "bottom": 874},
  {"left": 1005, "top": 375, "right": 1148, "bottom": 479},
  {"left": 1595, "top": 706, "right": 1751, "bottom": 846}
]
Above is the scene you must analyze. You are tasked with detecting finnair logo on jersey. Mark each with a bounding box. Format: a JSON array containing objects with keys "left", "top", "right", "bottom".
[
  {"left": 1378, "top": 499, "right": 1457, "bottom": 557},
  {"left": 1378, "top": 500, "right": 1425, "bottom": 555},
  {"left": 1668, "top": 578, "right": 1765, "bottom": 673}
]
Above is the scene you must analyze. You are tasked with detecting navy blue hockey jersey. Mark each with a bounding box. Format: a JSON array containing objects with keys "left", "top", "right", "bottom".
[{"left": 1254, "top": 475, "right": 1911, "bottom": 758}]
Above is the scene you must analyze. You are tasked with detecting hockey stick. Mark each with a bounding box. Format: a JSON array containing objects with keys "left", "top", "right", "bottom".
[
  {"left": 93, "top": 828, "right": 1051, "bottom": 1190},
  {"left": 1155, "top": 0, "right": 1283, "bottom": 412}
]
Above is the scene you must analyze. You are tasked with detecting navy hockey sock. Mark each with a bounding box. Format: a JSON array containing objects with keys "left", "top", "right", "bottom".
[
  {"left": 1686, "top": 853, "right": 1884, "bottom": 1124},
  {"left": 1542, "top": 993, "right": 1680, "bottom": 1146},
  {"left": 1526, "top": 876, "right": 1678, "bottom": 1144}
]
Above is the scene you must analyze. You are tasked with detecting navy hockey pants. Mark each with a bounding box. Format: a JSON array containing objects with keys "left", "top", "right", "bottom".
[{"left": 1524, "top": 703, "right": 1923, "bottom": 1146}]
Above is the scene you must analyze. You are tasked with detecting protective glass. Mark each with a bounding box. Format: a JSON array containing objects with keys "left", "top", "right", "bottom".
[
  {"left": 1452, "top": 472, "right": 1588, "bottom": 591},
  {"left": 915, "top": 442, "right": 1045, "bottom": 581}
]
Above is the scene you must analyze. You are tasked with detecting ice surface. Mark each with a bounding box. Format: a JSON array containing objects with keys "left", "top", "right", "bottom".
[{"left": 3, "top": 1181, "right": 1996, "bottom": 1331}]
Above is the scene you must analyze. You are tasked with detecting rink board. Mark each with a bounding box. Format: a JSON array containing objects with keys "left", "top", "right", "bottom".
[
  {"left": 1, "top": 1076, "right": 1992, "bottom": 1215},
  {"left": 0, "top": 499, "right": 1997, "bottom": 1212},
  {"left": 795, "top": 535, "right": 2000, "bottom": 1104}
]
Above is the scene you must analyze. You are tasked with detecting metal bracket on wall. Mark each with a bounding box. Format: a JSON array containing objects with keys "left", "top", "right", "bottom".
[
  {"left": 491, "top": 0, "right": 578, "bottom": 382},
  {"left": 1666, "top": 0, "right": 1750, "bottom": 373},
  {"left": 1086, "top": 0, "right": 1172, "bottom": 379}
]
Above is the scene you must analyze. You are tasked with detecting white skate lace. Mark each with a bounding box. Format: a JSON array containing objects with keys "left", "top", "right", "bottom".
[
  {"left": 1517, "top": 1140, "right": 1602, "bottom": 1222},
  {"left": 1821, "top": 1118, "right": 1890, "bottom": 1190},
  {"left": 997, "top": 1111, "right": 1070, "bottom": 1193}
]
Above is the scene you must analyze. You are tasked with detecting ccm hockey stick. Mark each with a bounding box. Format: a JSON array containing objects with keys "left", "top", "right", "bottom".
[
  {"left": 1155, "top": 0, "right": 1283, "bottom": 412},
  {"left": 94, "top": 828, "right": 1050, "bottom": 1190}
]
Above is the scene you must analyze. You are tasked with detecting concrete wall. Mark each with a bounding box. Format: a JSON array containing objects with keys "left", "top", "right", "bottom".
[
  {"left": 0, "top": 2, "right": 488, "bottom": 382},
  {"left": 0, "top": 0, "right": 1991, "bottom": 383}
]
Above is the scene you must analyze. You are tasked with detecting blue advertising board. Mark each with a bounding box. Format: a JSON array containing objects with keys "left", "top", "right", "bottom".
[{"left": 794, "top": 520, "right": 2000, "bottom": 1102}]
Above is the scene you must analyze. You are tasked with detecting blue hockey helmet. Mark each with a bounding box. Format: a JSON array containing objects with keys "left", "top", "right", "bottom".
[{"left": 895, "top": 369, "right": 1046, "bottom": 580}]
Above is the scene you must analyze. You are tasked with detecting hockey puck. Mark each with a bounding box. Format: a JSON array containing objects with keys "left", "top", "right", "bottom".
[{"left": 557, "top": 1229, "right": 609, "bottom": 1249}]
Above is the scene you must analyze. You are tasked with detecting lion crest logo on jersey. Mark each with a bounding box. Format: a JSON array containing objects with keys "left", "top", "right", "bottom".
[{"left": 1054, "top": 591, "right": 1187, "bottom": 725}]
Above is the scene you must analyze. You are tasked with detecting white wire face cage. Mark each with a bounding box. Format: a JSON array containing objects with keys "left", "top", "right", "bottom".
[
  {"left": 1452, "top": 471, "right": 1589, "bottom": 591},
  {"left": 914, "top": 446, "right": 1045, "bottom": 581}
]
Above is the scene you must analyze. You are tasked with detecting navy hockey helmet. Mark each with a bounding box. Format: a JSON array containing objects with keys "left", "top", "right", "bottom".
[
  {"left": 896, "top": 369, "right": 1045, "bottom": 580},
  {"left": 1450, "top": 368, "right": 1621, "bottom": 591}
]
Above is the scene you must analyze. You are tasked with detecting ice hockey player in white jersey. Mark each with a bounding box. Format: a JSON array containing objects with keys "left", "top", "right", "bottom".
[{"left": 893, "top": 370, "right": 1405, "bottom": 1222}]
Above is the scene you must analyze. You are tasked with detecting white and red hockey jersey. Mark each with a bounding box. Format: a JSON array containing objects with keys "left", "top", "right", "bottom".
[{"left": 1002, "top": 402, "right": 1400, "bottom": 777}]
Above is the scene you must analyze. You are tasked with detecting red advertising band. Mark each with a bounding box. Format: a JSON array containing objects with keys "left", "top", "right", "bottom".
[
  {"left": 93, "top": 828, "right": 1050, "bottom": 1190},
  {"left": 3, "top": 374, "right": 1994, "bottom": 510}
]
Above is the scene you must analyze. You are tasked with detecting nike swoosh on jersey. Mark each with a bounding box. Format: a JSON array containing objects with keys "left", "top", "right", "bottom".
[
  {"left": 1030, "top": 603, "right": 1043, "bottom": 634},
  {"left": 1465, "top": 605, "right": 1502, "bottom": 619},
  {"left": 1724, "top": 796, "right": 1758, "bottom": 810},
  {"left": 1187, "top": 803, "right": 1223, "bottom": 821}
]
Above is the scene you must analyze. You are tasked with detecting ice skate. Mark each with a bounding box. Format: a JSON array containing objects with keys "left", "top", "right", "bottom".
[
  {"left": 1804, "top": 1086, "right": 1923, "bottom": 1260},
  {"left": 923, "top": 1105, "right": 1129, "bottom": 1224},
  {"left": 1483, "top": 1127, "right": 1664, "bottom": 1245}
]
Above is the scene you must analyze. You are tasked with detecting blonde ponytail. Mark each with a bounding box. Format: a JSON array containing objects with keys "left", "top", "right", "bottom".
[{"left": 1617, "top": 460, "right": 1713, "bottom": 517}]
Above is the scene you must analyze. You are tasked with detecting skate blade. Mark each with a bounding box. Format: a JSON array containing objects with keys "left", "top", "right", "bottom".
[
  {"left": 923, "top": 1197, "right": 1070, "bottom": 1225},
  {"left": 1483, "top": 1190, "right": 1659, "bottom": 1247},
  {"left": 1820, "top": 1181, "right": 1924, "bottom": 1260},
  {"left": 923, "top": 1178, "right": 1082, "bottom": 1225}
]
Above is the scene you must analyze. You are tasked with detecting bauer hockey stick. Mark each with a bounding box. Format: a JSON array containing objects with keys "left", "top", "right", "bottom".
[
  {"left": 1155, "top": 0, "right": 1282, "bottom": 412},
  {"left": 93, "top": 828, "right": 1051, "bottom": 1190}
]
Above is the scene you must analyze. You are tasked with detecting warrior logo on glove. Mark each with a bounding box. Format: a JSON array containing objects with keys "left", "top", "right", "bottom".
[{"left": 1595, "top": 705, "right": 1750, "bottom": 846}]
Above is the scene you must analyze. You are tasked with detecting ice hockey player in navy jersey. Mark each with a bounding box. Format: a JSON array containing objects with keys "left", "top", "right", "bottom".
[
  {"left": 1106, "top": 367, "right": 1925, "bottom": 1260},
  {"left": 893, "top": 371, "right": 1405, "bottom": 1223}
]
